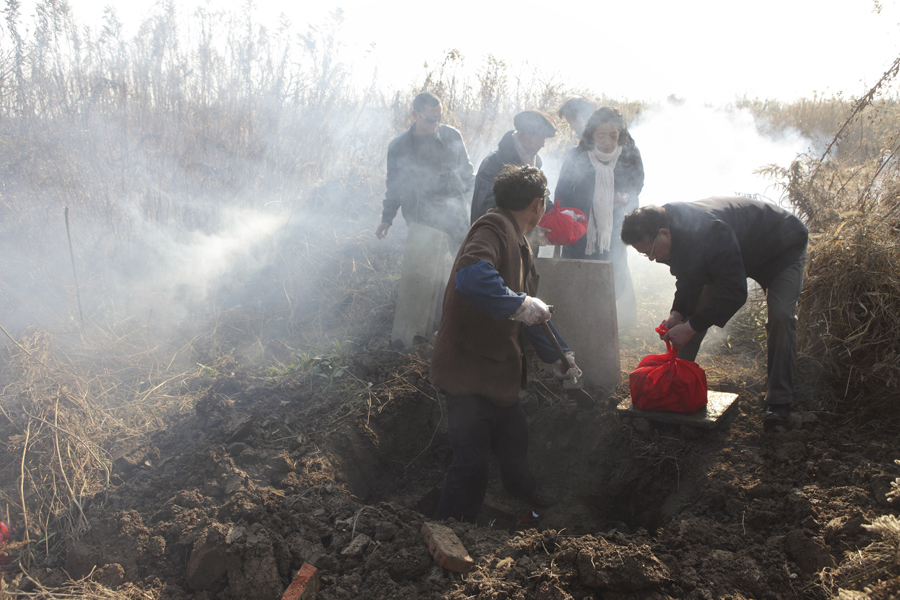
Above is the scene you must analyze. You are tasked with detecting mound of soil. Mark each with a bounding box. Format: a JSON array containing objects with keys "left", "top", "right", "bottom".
[{"left": 5, "top": 341, "right": 899, "bottom": 599}]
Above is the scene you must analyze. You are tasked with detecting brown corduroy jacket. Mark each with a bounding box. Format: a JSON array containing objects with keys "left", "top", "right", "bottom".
[{"left": 429, "top": 208, "right": 538, "bottom": 406}]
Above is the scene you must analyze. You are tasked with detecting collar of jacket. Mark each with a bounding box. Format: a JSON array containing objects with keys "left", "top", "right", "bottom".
[
  {"left": 497, "top": 130, "right": 543, "bottom": 168},
  {"left": 490, "top": 207, "right": 530, "bottom": 250},
  {"left": 497, "top": 130, "right": 519, "bottom": 162},
  {"left": 399, "top": 123, "right": 446, "bottom": 149},
  {"left": 659, "top": 202, "right": 701, "bottom": 273}
]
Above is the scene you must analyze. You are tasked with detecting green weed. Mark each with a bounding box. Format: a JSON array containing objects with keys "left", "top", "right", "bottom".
[{"left": 297, "top": 339, "right": 352, "bottom": 390}]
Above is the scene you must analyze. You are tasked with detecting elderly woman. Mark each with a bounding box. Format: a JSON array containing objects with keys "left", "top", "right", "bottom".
[{"left": 554, "top": 107, "right": 644, "bottom": 318}]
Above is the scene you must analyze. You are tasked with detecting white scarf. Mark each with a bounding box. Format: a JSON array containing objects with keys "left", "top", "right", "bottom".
[
  {"left": 512, "top": 132, "right": 537, "bottom": 166},
  {"left": 585, "top": 145, "right": 623, "bottom": 255}
]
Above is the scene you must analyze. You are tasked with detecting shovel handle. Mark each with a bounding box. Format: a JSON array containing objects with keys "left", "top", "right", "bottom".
[{"left": 540, "top": 321, "right": 570, "bottom": 366}]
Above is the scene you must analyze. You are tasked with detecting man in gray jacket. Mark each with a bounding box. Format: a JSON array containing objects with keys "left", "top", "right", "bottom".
[
  {"left": 621, "top": 198, "right": 808, "bottom": 427},
  {"left": 470, "top": 110, "right": 557, "bottom": 224},
  {"left": 376, "top": 92, "right": 474, "bottom": 246}
]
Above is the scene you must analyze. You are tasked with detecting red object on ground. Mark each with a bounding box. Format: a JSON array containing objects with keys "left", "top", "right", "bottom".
[
  {"left": 538, "top": 202, "right": 587, "bottom": 246},
  {"left": 629, "top": 323, "right": 708, "bottom": 414},
  {"left": 0, "top": 521, "right": 10, "bottom": 568},
  {"left": 421, "top": 522, "right": 475, "bottom": 573},
  {"left": 281, "top": 563, "right": 319, "bottom": 600}
]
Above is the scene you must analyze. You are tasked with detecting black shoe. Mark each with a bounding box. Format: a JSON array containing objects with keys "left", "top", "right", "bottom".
[
  {"left": 764, "top": 403, "right": 792, "bottom": 426},
  {"left": 513, "top": 485, "right": 559, "bottom": 507}
]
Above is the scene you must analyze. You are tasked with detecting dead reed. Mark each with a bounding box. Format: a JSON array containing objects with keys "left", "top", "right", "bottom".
[
  {"left": 815, "top": 461, "right": 900, "bottom": 599},
  {"left": 0, "top": 324, "right": 194, "bottom": 568},
  {"left": 0, "top": 569, "right": 159, "bottom": 599},
  {"left": 756, "top": 56, "right": 900, "bottom": 422},
  {"left": 798, "top": 217, "right": 900, "bottom": 418}
]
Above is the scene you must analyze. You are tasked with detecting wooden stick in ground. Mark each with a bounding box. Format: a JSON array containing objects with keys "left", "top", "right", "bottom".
[
  {"left": 0, "top": 322, "right": 32, "bottom": 356},
  {"left": 64, "top": 207, "right": 85, "bottom": 328}
]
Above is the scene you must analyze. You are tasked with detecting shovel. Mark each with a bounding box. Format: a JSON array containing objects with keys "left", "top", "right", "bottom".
[{"left": 542, "top": 306, "right": 582, "bottom": 388}]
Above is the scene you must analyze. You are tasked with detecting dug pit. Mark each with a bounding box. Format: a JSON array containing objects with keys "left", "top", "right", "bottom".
[{"left": 319, "top": 348, "right": 736, "bottom": 537}]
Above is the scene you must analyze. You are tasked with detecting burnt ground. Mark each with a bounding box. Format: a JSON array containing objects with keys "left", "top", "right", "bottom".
[{"left": 7, "top": 328, "right": 896, "bottom": 600}]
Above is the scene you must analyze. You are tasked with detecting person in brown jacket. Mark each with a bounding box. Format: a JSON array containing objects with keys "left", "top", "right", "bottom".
[{"left": 430, "top": 164, "right": 581, "bottom": 523}]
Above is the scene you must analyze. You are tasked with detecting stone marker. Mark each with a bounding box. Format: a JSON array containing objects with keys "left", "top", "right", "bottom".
[
  {"left": 534, "top": 257, "right": 619, "bottom": 388},
  {"left": 616, "top": 391, "right": 739, "bottom": 429},
  {"left": 421, "top": 521, "right": 474, "bottom": 573},
  {"left": 391, "top": 223, "right": 450, "bottom": 347},
  {"left": 281, "top": 563, "right": 319, "bottom": 600}
]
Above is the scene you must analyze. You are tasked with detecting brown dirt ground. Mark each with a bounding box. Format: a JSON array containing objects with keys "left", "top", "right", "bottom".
[
  {"left": 5, "top": 330, "right": 895, "bottom": 600},
  {"left": 1, "top": 246, "right": 898, "bottom": 600}
]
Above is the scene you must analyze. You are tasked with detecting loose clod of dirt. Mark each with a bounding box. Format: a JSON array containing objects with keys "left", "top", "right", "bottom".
[{"left": 4, "top": 334, "right": 896, "bottom": 600}]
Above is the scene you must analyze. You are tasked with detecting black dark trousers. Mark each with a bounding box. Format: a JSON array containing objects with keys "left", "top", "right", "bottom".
[{"left": 434, "top": 393, "right": 536, "bottom": 523}]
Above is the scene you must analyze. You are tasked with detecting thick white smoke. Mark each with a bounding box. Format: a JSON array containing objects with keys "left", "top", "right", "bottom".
[
  {"left": 120, "top": 207, "right": 287, "bottom": 316},
  {"left": 630, "top": 100, "right": 810, "bottom": 206},
  {"left": 617, "top": 101, "right": 812, "bottom": 344}
]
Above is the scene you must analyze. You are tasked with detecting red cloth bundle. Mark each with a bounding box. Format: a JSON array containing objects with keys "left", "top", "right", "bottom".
[
  {"left": 538, "top": 202, "right": 587, "bottom": 246},
  {"left": 629, "top": 323, "right": 708, "bottom": 414}
]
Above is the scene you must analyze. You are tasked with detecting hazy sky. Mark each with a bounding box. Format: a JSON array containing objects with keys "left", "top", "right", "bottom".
[{"left": 20, "top": 0, "right": 900, "bottom": 103}]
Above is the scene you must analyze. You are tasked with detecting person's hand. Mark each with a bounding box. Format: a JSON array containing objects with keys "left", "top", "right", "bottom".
[
  {"left": 553, "top": 351, "right": 582, "bottom": 380},
  {"left": 663, "top": 322, "right": 696, "bottom": 349},
  {"left": 614, "top": 192, "right": 629, "bottom": 207},
  {"left": 511, "top": 296, "right": 551, "bottom": 326},
  {"left": 375, "top": 222, "right": 391, "bottom": 239},
  {"left": 660, "top": 311, "right": 684, "bottom": 337}
]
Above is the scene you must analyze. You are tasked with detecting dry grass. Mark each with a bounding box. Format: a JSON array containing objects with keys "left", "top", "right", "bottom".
[
  {"left": 0, "top": 569, "right": 159, "bottom": 599},
  {"left": 756, "top": 57, "right": 900, "bottom": 423},
  {"left": 0, "top": 325, "right": 195, "bottom": 569},
  {"left": 798, "top": 219, "right": 900, "bottom": 418},
  {"left": 816, "top": 461, "right": 900, "bottom": 600}
]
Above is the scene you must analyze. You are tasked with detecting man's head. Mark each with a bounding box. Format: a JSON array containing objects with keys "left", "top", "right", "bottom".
[
  {"left": 621, "top": 206, "right": 672, "bottom": 262},
  {"left": 558, "top": 96, "right": 598, "bottom": 138},
  {"left": 493, "top": 164, "right": 548, "bottom": 232},
  {"left": 412, "top": 92, "right": 442, "bottom": 135},
  {"left": 513, "top": 110, "right": 557, "bottom": 156}
]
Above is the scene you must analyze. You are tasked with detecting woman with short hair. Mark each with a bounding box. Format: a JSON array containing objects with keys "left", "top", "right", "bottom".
[{"left": 553, "top": 107, "right": 644, "bottom": 323}]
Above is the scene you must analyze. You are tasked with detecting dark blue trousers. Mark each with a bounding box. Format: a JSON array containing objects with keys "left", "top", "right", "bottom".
[{"left": 434, "top": 393, "right": 536, "bottom": 523}]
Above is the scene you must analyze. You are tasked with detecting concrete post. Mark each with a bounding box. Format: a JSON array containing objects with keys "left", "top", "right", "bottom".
[
  {"left": 534, "top": 257, "right": 620, "bottom": 388},
  {"left": 391, "top": 223, "right": 450, "bottom": 347}
]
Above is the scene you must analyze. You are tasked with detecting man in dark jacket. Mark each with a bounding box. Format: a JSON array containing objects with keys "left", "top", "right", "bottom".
[
  {"left": 558, "top": 95, "right": 598, "bottom": 139},
  {"left": 431, "top": 164, "right": 580, "bottom": 523},
  {"left": 470, "top": 110, "right": 557, "bottom": 224},
  {"left": 621, "top": 198, "right": 808, "bottom": 426},
  {"left": 376, "top": 92, "right": 475, "bottom": 246}
]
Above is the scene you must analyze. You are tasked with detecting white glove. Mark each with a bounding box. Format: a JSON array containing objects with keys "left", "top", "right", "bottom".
[
  {"left": 511, "top": 296, "right": 551, "bottom": 326},
  {"left": 554, "top": 351, "right": 582, "bottom": 381}
]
